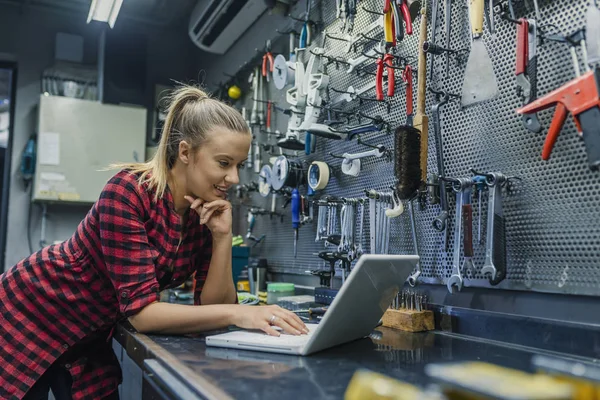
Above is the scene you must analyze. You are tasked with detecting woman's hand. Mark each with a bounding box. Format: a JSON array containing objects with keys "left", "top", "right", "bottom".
[
  {"left": 185, "top": 196, "right": 232, "bottom": 238},
  {"left": 232, "top": 305, "right": 310, "bottom": 337}
]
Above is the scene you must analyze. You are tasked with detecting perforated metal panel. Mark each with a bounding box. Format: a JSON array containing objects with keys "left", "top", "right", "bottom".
[{"left": 233, "top": 0, "right": 600, "bottom": 296}]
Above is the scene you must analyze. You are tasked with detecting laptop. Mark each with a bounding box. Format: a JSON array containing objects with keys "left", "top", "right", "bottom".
[{"left": 205, "top": 254, "right": 419, "bottom": 356}]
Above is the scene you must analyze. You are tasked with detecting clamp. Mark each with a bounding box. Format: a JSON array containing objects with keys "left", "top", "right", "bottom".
[
  {"left": 262, "top": 40, "right": 274, "bottom": 82},
  {"left": 517, "top": 30, "right": 600, "bottom": 170}
]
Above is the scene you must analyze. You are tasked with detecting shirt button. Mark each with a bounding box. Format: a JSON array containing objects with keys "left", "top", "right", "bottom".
[
  {"left": 65, "top": 364, "right": 72, "bottom": 369},
  {"left": 120, "top": 291, "right": 129, "bottom": 298},
  {"left": 62, "top": 344, "right": 69, "bottom": 349}
]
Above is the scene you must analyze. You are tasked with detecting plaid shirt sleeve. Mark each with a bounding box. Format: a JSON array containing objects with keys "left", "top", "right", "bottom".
[
  {"left": 193, "top": 229, "right": 213, "bottom": 306},
  {"left": 98, "top": 174, "right": 160, "bottom": 317}
]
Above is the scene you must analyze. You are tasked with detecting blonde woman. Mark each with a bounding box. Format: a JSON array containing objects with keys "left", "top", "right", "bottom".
[{"left": 0, "top": 85, "right": 308, "bottom": 400}]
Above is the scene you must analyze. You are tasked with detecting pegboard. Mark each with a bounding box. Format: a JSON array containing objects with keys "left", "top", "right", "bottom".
[{"left": 232, "top": 0, "right": 600, "bottom": 296}]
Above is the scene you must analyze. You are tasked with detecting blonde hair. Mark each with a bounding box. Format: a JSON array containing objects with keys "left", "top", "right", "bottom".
[{"left": 113, "top": 84, "right": 250, "bottom": 200}]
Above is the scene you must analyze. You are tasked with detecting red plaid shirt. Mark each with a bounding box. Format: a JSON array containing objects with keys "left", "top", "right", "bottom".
[{"left": 0, "top": 170, "right": 213, "bottom": 399}]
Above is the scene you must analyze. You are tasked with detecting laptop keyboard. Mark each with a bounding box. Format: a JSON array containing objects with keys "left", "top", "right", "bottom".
[{"left": 207, "top": 323, "right": 319, "bottom": 347}]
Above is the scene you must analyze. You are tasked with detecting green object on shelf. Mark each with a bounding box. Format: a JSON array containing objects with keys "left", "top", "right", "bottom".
[
  {"left": 232, "top": 235, "right": 244, "bottom": 246},
  {"left": 267, "top": 283, "right": 295, "bottom": 304}
]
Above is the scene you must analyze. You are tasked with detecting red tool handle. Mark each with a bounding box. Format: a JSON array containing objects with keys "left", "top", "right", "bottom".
[
  {"left": 268, "top": 53, "right": 274, "bottom": 72},
  {"left": 400, "top": 0, "right": 413, "bottom": 35},
  {"left": 391, "top": 13, "right": 397, "bottom": 47},
  {"left": 384, "top": 0, "right": 392, "bottom": 13},
  {"left": 463, "top": 204, "right": 474, "bottom": 257},
  {"left": 404, "top": 65, "right": 413, "bottom": 116},
  {"left": 376, "top": 57, "right": 385, "bottom": 101},
  {"left": 385, "top": 54, "right": 395, "bottom": 97},
  {"left": 266, "top": 101, "right": 272, "bottom": 129},
  {"left": 262, "top": 54, "right": 267, "bottom": 77},
  {"left": 516, "top": 18, "right": 529, "bottom": 75},
  {"left": 542, "top": 102, "right": 568, "bottom": 160}
]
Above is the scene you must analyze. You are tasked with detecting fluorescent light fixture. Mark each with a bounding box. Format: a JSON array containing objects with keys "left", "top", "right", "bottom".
[{"left": 87, "top": 0, "right": 124, "bottom": 28}]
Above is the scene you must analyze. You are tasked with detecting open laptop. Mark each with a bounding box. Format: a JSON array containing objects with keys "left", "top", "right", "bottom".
[{"left": 206, "top": 254, "right": 419, "bottom": 356}]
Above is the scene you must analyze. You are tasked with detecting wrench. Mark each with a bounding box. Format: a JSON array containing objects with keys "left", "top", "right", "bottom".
[
  {"left": 347, "top": 46, "right": 381, "bottom": 73},
  {"left": 462, "top": 188, "right": 475, "bottom": 277},
  {"left": 447, "top": 177, "right": 472, "bottom": 293},
  {"left": 480, "top": 173, "right": 507, "bottom": 285},
  {"left": 407, "top": 199, "right": 421, "bottom": 287},
  {"left": 331, "top": 80, "right": 377, "bottom": 106},
  {"left": 431, "top": 93, "right": 451, "bottom": 252}
]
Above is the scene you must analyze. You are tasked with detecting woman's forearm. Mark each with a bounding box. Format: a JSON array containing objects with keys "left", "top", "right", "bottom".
[
  {"left": 128, "top": 302, "right": 239, "bottom": 334},
  {"left": 200, "top": 234, "right": 237, "bottom": 305}
]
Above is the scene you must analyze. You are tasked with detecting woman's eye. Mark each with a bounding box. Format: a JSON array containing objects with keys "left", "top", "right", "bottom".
[
  {"left": 237, "top": 164, "right": 245, "bottom": 169},
  {"left": 219, "top": 161, "right": 229, "bottom": 167}
]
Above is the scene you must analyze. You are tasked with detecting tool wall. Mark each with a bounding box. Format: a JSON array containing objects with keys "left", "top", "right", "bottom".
[{"left": 231, "top": 0, "right": 600, "bottom": 296}]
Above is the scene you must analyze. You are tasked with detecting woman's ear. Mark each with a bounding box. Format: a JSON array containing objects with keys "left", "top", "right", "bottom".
[{"left": 178, "top": 140, "right": 192, "bottom": 165}]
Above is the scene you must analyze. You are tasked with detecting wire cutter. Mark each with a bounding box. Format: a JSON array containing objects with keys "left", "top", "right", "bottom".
[
  {"left": 262, "top": 40, "right": 274, "bottom": 82},
  {"left": 376, "top": 53, "right": 395, "bottom": 101}
]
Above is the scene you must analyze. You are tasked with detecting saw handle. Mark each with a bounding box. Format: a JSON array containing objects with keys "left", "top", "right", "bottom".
[
  {"left": 542, "top": 102, "right": 568, "bottom": 160},
  {"left": 469, "top": 0, "right": 485, "bottom": 36}
]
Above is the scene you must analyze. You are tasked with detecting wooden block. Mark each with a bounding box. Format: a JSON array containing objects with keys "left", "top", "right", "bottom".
[{"left": 381, "top": 308, "right": 434, "bottom": 332}]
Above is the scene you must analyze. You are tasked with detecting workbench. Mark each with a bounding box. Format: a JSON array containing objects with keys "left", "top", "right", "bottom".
[{"left": 113, "top": 305, "right": 600, "bottom": 400}]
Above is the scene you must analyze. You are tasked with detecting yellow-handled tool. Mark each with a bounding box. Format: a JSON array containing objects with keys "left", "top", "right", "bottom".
[
  {"left": 461, "top": 0, "right": 499, "bottom": 107},
  {"left": 413, "top": 4, "right": 428, "bottom": 186}
]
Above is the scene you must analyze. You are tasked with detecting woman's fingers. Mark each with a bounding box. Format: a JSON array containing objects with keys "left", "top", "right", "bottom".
[
  {"left": 184, "top": 196, "right": 204, "bottom": 212},
  {"left": 276, "top": 310, "right": 309, "bottom": 334},
  {"left": 271, "top": 315, "right": 301, "bottom": 335},
  {"left": 261, "top": 323, "right": 281, "bottom": 337}
]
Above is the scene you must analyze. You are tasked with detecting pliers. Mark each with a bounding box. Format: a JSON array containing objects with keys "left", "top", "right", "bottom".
[
  {"left": 262, "top": 40, "right": 274, "bottom": 82},
  {"left": 384, "top": 0, "right": 413, "bottom": 44},
  {"left": 376, "top": 53, "right": 395, "bottom": 101}
]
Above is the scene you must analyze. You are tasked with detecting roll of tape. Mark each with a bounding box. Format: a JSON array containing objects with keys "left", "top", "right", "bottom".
[{"left": 308, "top": 161, "right": 330, "bottom": 190}]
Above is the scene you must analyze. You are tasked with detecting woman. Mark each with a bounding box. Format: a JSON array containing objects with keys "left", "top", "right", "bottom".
[{"left": 0, "top": 85, "right": 308, "bottom": 399}]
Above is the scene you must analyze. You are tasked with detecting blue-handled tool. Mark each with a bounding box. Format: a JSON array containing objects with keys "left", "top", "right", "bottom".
[
  {"left": 291, "top": 188, "right": 300, "bottom": 257},
  {"left": 305, "top": 131, "right": 312, "bottom": 155},
  {"left": 299, "top": 0, "right": 312, "bottom": 49}
]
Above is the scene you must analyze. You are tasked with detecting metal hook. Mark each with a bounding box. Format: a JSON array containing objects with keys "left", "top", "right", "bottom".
[
  {"left": 325, "top": 32, "right": 350, "bottom": 42},
  {"left": 276, "top": 28, "right": 299, "bottom": 35},
  {"left": 362, "top": 6, "right": 384, "bottom": 15},
  {"left": 360, "top": 32, "right": 381, "bottom": 43},
  {"left": 356, "top": 67, "right": 377, "bottom": 77},
  {"left": 356, "top": 136, "right": 386, "bottom": 152},
  {"left": 329, "top": 152, "right": 346, "bottom": 159},
  {"left": 360, "top": 48, "right": 379, "bottom": 60}
]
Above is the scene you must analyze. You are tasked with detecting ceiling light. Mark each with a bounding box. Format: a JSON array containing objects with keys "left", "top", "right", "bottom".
[{"left": 87, "top": 0, "right": 124, "bottom": 28}]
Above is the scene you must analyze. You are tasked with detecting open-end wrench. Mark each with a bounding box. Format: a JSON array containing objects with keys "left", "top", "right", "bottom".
[
  {"left": 480, "top": 172, "right": 507, "bottom": 285},
  {"left": 331, "top": 80, "right": 377, "bottom": 106},
  {"left": 431, "top": 93, "right": 450, "bottom": 250},
  {"left": 462, "top": 187, "right": 475, "bottom": 277},
  {"left": 347, "top": 42, "right": 384, "bottom": 73},
  {"left": 407, "top": 199, "right": 421, "bottom": 287},
  {"left": 447, "top": 177, "right": 472, "bottom": 293},
  {"left": 444, "top": 0, "right": 452, "bottom": 79}
]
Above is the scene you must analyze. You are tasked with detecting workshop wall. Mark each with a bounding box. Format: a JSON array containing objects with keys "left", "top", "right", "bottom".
[
  {"left": 0, "top": 4, "right": 198, "bottom": 270},
  {"left": 214, "top": 0, "right": 600, "bottom": 321}
]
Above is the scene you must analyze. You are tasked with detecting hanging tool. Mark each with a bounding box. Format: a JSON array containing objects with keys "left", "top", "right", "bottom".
[
  {"left": 431, "top": 93, "right": 451, "bottom": 250},
  {"left": 331, "top": 80, "right": 378, "bottom": 106},
  {"left": 517, "top": 32, "right": 600, "bottom": 170},
  {"left": 428, "top": 0, "right": 440, "bottom": 85},
  {"left": 250, "top": 67, "right": 260, "bottom": 125},
  {"left": 587, "top": 0, "right": 600, "bottom": 65},
  {"left": 531, "top": 0, "right": 540, "bottom": 20},
  {"left": 472, "top": 175, "right": 486, "bottom": 244},
  {"left": 515, "top": 18, "right": 541, "bottom": 133},
  {"left": 389, "top": 0, "right": 413, "bottom": 42},
  {"left": 480, "top": 172, "right": 507, "bottom": 285},
  {"left": 347, "top": 41, "right": 385, "bottom": 73},
  {"left": 292, "top": 188, "right": 300, "bottom": 258},
  {"left": 414, "top": 4, "right": 429, "bottom": 187},
  {"left": 462, "top": 184, "right": 475, "bottom": 277},
  {"left": 262, "top": 40, "right": 274, "bottom": 82},
  {"left": 461, "top": 0, "right": 499, "bottom": 107},
  {"left": 376, "top": 53, "right": 395, "bottom": 101},
  {"left": 447, "top": 178, "right": 473, "bottom": 293},
  {"left": 484, "top": 0, "right": 495, "bottom": 36},
  {"left": 299, "top": 0, "right": 312, "bottom": 49},
  {"left": 335, "top": 145, "right": 388, "bottom": 177},
  {"left": 403, "top": 66, "right": 414, "bottom": 126},
  {"left": 444, "top": 0, "right": 452, "bottom": 79},
  {"left": 407, "top": 199, "right": 422, "bottom": 287}
]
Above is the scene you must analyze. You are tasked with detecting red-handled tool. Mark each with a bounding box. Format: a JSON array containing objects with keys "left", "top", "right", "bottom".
[
  {"left": 266, "top": 101, "right": 272, "bottom": 130},
  {"left": 403, "top": 65, "right": 413, "bottom": 125},
  {"left": 515, "top": 18, "right": 541, "bottom": 133},
  {"left": 376, "top": 53, "right": 395, "bottom": 101},
  {"left": 517, "top": 67, "right": 600, "bottom": 170},
  {"left": 262, "top": 40, "right": 274, "bottom": 82}
]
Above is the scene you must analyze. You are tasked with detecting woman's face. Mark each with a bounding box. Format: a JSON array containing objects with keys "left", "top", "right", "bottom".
[{"left": 182, "top": 128, "right": 251, "bottom": 202}]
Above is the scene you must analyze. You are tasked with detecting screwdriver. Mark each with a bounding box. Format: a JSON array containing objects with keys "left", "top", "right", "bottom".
[{"left": 292, "top": 188, "right": 300, "bottom": 257}]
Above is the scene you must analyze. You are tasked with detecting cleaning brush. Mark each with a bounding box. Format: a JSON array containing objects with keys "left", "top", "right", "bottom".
[{"left": 394, "top": 125, "right": 422, "bottom": 200}]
